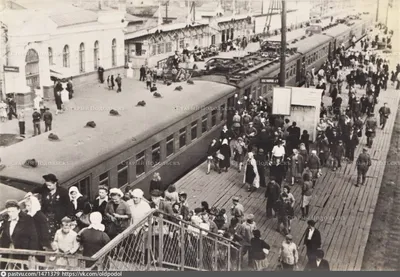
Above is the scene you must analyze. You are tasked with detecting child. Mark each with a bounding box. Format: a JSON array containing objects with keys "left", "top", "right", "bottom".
[{"left": 52, "top": 217, "right": 80, "bottom": 267}]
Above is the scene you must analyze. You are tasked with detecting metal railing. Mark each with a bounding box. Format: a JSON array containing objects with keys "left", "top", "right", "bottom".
[{"left": 0, "top": 210, "right": 242, "bottom": 271}]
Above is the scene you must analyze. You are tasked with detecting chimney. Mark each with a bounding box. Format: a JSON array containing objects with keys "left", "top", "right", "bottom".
[{"left": 118, "top": 0, "right": 126, "bottom": 13}]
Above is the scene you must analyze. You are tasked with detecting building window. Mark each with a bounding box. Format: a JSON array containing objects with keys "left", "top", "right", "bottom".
[
  {"left": 48, "top": 47, "right": 53, "bottom": 65},
  {"left": 166, "top": 42, "right": 172, "bottom": 53},
  {"left": 179, "top": 127, "right": 186, "bottom": 149},
  {"left": 211, "top": 35, "right": 216, "bottom": 45},
  {"left": 136, "top": 152, "right": 145, "bottom": 177},
  {"left": 166, "top": 135, "right": 174, "bottom": 157},
  {"left": 152, "top": 143, "right": 161, "bottom": 166},
  {"left": 117, "top": 160, "right": 129, "bottom": 188},
  {"left": 191, "top": 121, "right": 197, "bottom": 141},
  {"left": 157, "top": 43, "right": 164, "bottom": 54},
  {"left": 94, "top": 40, "right": 99, "bottom": 70},
  {"left": 112, "top": 39, "right": 117, "bottom": 66},
  {"left": 79, "top": 43, "right": 85, "bottom": 73},
  {"left": 220, "top": 104, "right": 225, "bottom": 121},
  {"left": 202, "top": 115, "right": 208, "bottom": 133},
  {"left": 63, "top": 45, "right": 70, "bottom": 68},
  {"left": 211, "top": 110, "right": 217, "bottom": 126},
  {"left": 152, "top": 45, "right": 157, "bottom": 55},
  {"left": 72, "top": 176, "right": 91, "bottom": 199},
  {"left": 179, "top": 39, "right": 184, "bottom": 49},
  {"left": 99, "top": 171, "right": 109, "bottom": 187}
]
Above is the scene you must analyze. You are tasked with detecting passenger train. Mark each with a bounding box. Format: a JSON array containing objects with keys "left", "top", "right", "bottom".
[{"left": 0, "top": 15, "right": 373, "bottom": 207}]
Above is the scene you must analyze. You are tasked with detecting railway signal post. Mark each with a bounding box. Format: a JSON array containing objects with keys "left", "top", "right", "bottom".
[{"left": 279, "top": 0, "right": 287, "bottom": 87}]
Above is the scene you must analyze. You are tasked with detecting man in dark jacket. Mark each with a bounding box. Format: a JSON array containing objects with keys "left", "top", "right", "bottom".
[
  {"left": 31, "top": 174, "right": 69, "bottom": 238},
  {"left": 346, "top": 129, "right": 359, "bottom": 162},
  {"left": 32, "top": 108, "right": 41, "bottom": 136},
  {"left": 356, "top": 148, "right": 372, "bottom": 187},
  {"left": 265, "top": 177, "right": 281, "bottom": 218},
  {"left": 139, "top": 65, "right": 146, "bottom": 81},
  {"left": 115, "top": 74, "right": 122, "bottom": 93},
  {"left": 378, "top": 102, "right": 391, "bottom": 129},
  {"left": 43, "top": 108, "right": 53, "bottom": 132},
  {"left": 304, "top": 249, "right": 330, "bottom": 271},
  {"left": 365, "top": 113, "right": 378, "bottom": 148},
  {"left": 332, "top": 140, "right": 345, "bottom": 171},
  {"left": 303, "top": 220, "right": 322, "bottom": 262}
]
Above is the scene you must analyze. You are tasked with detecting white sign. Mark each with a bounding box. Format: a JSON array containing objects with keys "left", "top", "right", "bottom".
[
  {"left": 272, "top": 87, "right": 292, "bottom": 115},
  {"left": 291, "top": 87, "right": 322, "bottom": 107}
]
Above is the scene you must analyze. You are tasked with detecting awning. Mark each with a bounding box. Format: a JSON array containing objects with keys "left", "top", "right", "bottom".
[{"left": 50, "top": 67, "right": 74, "bottom": 80}]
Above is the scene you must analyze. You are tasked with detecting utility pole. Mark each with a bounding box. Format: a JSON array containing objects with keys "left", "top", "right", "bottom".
[
  {"left": 279, "top": 0, "right": 287, "bottom": 87},
  {"left": 386, "top": 0, "right": 392, "bottom": 26},
  {"left": 376, "top": 0, "right": 380, "bottom": 22},
  {"left": 261, "top": 0, "right": 264, "bottom": 15}
]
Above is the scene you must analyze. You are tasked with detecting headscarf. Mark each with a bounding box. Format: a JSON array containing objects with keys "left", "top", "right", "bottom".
[
  {"left": 130, "top": 189, "right": 144, "bottom": 199},
  {"left": 222, "top": 138, "right": 228, "bottom": 145},
  {"left": 248, "top": 152, "right": 254, "bottom": 160},
  {"left": 26, "top": 196, "right": 41, "bottom": 217},
  {"left": 87, "top": 212, "right": 105, "bottom": 232},
  {"left": 69, "top": 186, "right": 83, "bottom": 210},
  {"left": 109, "top": 188, "right": 124, "bottom": 197}
]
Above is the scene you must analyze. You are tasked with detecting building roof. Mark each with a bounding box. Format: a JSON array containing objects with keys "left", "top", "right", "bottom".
[
  {"left": 0, "top": 80, "right": 235, "bottom": 185},
  {"left": 127, "top": 5, "right": 158, "bottom": 17},
  {"left": 152, "top": 4, "right": 187, "bottom": 20}
]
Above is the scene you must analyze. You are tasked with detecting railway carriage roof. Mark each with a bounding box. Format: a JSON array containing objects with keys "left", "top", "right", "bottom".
[
  {"left": 0, "top": 81, "right": 235, "bottom": 185},
  {"left": 323, "top": 24, "right": 352, "bottom": 37},
  {"left": 292, "top": 34, "right": 332, "bottom": 54}
]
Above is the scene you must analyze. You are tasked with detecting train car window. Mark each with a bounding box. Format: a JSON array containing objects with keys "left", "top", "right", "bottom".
[
  {"left": 257, "top": 87, "right": 261, "bottom": 98},
  {"left": 99, "top": 172, "right": 109, "bottom": 187},
  {"left": 211, "top": 110, "right": 217, "bottom": 127},
  {"left": 166, "top": 135, "right": 174, "bottom": 157},
  {"left": 117, "top": 161, "right": 129, "bottom": 188},
  {"left": 286, "top": 71, "right": 289, "bottom": 79},
  {"left": 191, "top": 121, "right": 198, "bottom": 141},
  {"left": 202, "top": 115, "right": 208, "bottom": 133},
  {"left": 72, "top": 176, "right": 91, "bottom": 199},
  {"left": 179, "top": 128, "right": 186, "bottom": 148},
  {"left": 152, "top": 143, "right": 161, "bottom": 166},
  {"left": 262, "top": 85, "right": 267, "bottom": 95},
  {"left": 220, "top": 104, "right": 225, "bottom": 121},
  {"left": 136, "top": 152, "right": 145, "bottom": 177}
]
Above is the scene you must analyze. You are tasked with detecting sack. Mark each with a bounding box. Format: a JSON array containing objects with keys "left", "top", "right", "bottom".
[{"left": 217, "top": 153, "right": 225, "bottom": 160}]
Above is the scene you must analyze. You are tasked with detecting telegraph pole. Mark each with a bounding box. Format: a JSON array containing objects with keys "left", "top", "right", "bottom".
[
  {"left": 385, "top": 0, "right": 392, "bottom": 26},
  {"left": 376, "top": 0, "right": 380, "bottom": 22},
  {"left": 279, "top": 0, "right": 287, "bottom": 87}
]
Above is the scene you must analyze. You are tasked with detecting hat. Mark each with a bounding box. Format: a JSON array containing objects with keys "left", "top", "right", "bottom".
[
  {"left": 338, "top": 140, "right": 343, "bottom": 143},
  {"left": 48, "top": 133, "right": 60, "bottom": 141},
  {"left": 109, "top": 109, "right": 120, "bottom": 116},
  {"left": 85, "top": 121, "right": 96, "bottom": 128},
  {"left": 166, "top": 81, "right": 172, "bottom": 86},
  {"left": 43, "top": 173, "right": 58, "bottom": 183},
  {"left": 5, "top": 200, "right": 20, "bottom": 209},
  {"left": 150, "top": 189, "right": 163, "bottom": 197},
  {"left": 187, "top": 80, "right": 194, "bottom": 85},
  {"left": 316, "top": 249, "right": 325, "bottom": 259},
  {"left": 174, "top": 86, "right": 183, "bottom": 91},
  {"left": 307, "top": 219, "right": 316, "bottom": 226},
  {"left": 258, "top": 148, "right": 264, "bottom": 153},
  {"left": 178, "top": 191, "right": 187, "bottom": 197},
  {"left": 153, "top": 92, "right": 162, "bottom": 98},
  {"left": 130, "top": 189, "right": 144, "bottom": 198},
  {"left": 109, "top": 188, "right": 124, "bottom": 197},
  {"left": 98, "top": 185, "right": 109, "bottom": 192},
  {"left": 22, "top": 159, "right": 38, "bottom": 168},
  {"left": 61, "top": 216, "right": 72, "bottom": 223},
  {"left": 137, "top": 101, "right": 146, "bottom": 107},
  {"left": 246, "top": 214, "right": 254, "bottom": 220},
  {"left": 286, "top": 234, "right": 293, "bottom": 240},
  {"left": 232, "top": 196, "right": 239, "bottom": 202}
]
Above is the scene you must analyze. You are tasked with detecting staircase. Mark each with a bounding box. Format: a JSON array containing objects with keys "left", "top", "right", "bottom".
[{"left": 0, "top": 210, "right": 242, "bottom": 271}]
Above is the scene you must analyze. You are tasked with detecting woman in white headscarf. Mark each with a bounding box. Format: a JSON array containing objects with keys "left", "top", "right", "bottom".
[
  {"left": 243, "top": 152, "right": 260, "bottom": 192},
  {"left": 24, "top": 195, "right": 52, "bottom": 254},
  {"left": 126, "top": 189, "right": 152, "bottom": 225},
  {"left": 77, "top": 212, "right": 110, "bottom": 267},
  {"left": 68, "top": 186, "right": 91, "bottom": 227},
  {"left": 219, "top": 138, "right": 231, "bottom": 173}
]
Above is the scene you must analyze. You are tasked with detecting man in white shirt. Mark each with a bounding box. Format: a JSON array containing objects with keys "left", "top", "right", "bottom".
[
  {"left": 272, "top": 140, "right": 286, "bottom": 163},
  {"left": 279, "top": 234, "right": 298, "bottom": 271}
]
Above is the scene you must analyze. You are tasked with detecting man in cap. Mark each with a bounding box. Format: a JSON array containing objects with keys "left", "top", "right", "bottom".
[
  {"left": 127, "top": 189, "right": 152, "bottom": 225},
  {"left": 230, "top": 196, "right": 244, "bottom": 223},
  {"left": 265, "top": 176, "right": 281, "bottom": 219},
  {"left": 43, "top": 108, "right": 53, "bottom": 132},
  {"left": 279, "top": 234, "right": 298, "bottom": 271},
  {"left": 237, "top": 214, "right": 256, "bottom": 267},
  {"left": 355, "top": 147, "right": 372, "bottom": 187},
  {"left": 307, "top": 151, "right": 321, "bottom": 188},
  {"left": 31, "top": 174, "right": 69, "bottom": 239},
  {"left": 332, "top": 140, "right": 345, "bottom": 171},
  {"left": 303, "top": 220, "right": 322, "bottom": 262},
  {"left": 365, "top": 113, "right": 377, "bottom": 148},
  {"left": 32, "top": 108, "right": 41, "bottom": 136},
  {"left": 378, "top": 102, "right": 391, "bottom": 129},
  {"left": 304, "top": 249, "right": 330, "bottom": 271}
]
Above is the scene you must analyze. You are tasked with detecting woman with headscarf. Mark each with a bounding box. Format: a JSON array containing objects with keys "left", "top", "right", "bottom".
[
  {"left": 231, "top": 136, "right": 247, "bottom": 172},
  {"left": 219, "top": 138, "right": 231, "bottom": 173},
  {"left": 67, "top": 186, "right": 91, "bottom": 229},
  {"left": 207, "top": 138, "right": 220, "bottom": 174},
  {"left": 104, "top": 188, "right": 131, "bottom": 239},
  {"left": 24, "top": 195, "right": 52, "bottom": 259},
  {"left": 243, "top": 152, "right": 260, "bottom": 192},
  {"left": 220, "top": 125, "right": 232, "bottom": 142},
  {"left": 289, "top": 149, "right": 305, "bottom": 185},
  {"left": 126, "top": 189, "right": 152, "bottom": 225},
  {"left": 149, "top": 172, "right": 164, "bottom": 195},
  {"left": 77, "top": 212, "right": 110, "bottom": 268}
]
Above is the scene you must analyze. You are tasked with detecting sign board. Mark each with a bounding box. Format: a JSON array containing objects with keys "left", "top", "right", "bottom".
[
  {"left": 3, "top": 66, "right": 19, "bottom": 73},
  {"left": 260, "top": 77, "right": 279, "bottom": 85},
  {"left": 272, "top": 87, "right": 291, "bottom": 115}
]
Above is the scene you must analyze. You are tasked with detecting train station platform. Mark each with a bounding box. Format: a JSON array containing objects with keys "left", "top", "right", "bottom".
[{"left": 172, "top": 78, "right": 400, "bottom": 270}]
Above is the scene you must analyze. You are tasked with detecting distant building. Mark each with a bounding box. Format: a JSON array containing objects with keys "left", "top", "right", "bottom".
[{"left": 0, "top": 0, "right": 126, "bottom": 104}]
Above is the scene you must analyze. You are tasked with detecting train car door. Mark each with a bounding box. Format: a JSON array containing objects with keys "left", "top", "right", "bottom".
[
  {"left": 328, "top": 41, "right": 332, "bottom": 60},
  {"left": 296, "top": 59, "right": 301, "bottom": 83},
  {"left": 227, "top": 95, "right": 235, "bottom": 127}
]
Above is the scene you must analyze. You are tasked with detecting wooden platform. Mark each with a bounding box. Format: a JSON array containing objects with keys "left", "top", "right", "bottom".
[{"left": 173, "top": 86, "right": 400, "bottom": 271}]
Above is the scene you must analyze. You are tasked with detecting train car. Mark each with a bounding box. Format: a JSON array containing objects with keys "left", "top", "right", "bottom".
[{"left": 0, "top": 81, "right": 237, "bottom": 206}]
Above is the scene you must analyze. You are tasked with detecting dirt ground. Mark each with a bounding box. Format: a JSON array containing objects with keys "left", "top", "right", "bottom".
[
  {"left": 361, "top": 95, "right": 400, "bottom": 271},
  {"left": 0, "top": 134, "right": 22, "bottom": 147}
]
